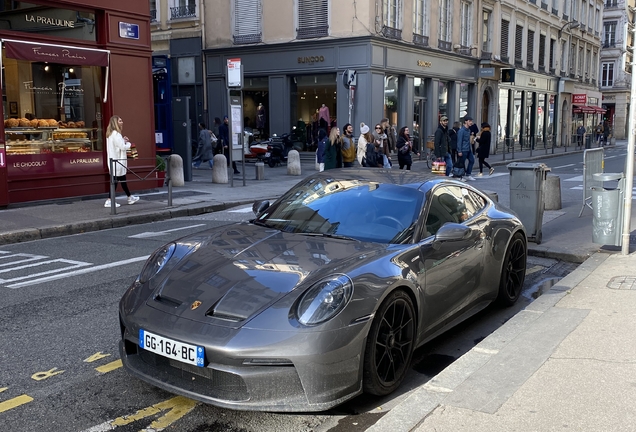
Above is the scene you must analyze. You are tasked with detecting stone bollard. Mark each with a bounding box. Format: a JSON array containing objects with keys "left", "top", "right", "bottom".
[
  {"left": 212, "top": 154, "right": 228, "bottom": 184},
  {"left": 287, "top": 149, "right": 301, "bottom": 176},
  {"left": 255, "top": 161, "right": 265, "bottom": 180},
  {"left": 169, "top": 154, "right": 184, "bottom": 186},
  {"left": 544, "top": 174, "right": 562, "bottom": 210}
]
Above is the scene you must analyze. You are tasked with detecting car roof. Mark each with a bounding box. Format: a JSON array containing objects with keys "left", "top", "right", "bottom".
[{"left": 311, "top": 168, "right": 461, "bottom": 192}]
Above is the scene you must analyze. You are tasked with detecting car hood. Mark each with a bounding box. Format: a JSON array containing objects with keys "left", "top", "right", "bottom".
[{"left": 147, "top": 223, "right": 387, "bottom": 326}]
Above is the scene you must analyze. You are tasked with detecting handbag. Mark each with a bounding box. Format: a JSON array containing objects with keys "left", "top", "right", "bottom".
[
  {"left": 451, "top": 166, "right": 465, "bottom": 177},
  {"left": 126, "top": 143, "right": 139, "bottom": 159},
  {"left": 400, "top": 143, "right": 410, "bottom": 154}
]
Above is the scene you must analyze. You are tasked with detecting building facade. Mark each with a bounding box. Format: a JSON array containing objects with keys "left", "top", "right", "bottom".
[
  {"left": 165, "top": 0, "right": 606, "bottom": 156},
  {"left": 0, "top": 0, "right": 155, "bottom": 207},
  {"left": 599, "top": 0, "right": 635, "bottom": 139}
]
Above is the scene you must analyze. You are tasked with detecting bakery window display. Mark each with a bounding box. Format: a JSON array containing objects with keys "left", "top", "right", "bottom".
[{"left": 4, "top": 120, "right": 96, "bottom": 155}]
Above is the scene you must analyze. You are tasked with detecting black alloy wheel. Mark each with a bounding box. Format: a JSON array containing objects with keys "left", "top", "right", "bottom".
[
  {"left": 363, "top": 290, "right": 416, "bottom": 396},
  {"left": 497, "top": 232, "right": 527, "bottom": 307}
]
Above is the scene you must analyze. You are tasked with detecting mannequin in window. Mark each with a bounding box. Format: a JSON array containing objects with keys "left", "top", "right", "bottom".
[
  {"left": 256, "top": 103, "right": 266, "bottom": 137},
  {"left": 319, "top": 104, "right": 330, "bottom": 130}
]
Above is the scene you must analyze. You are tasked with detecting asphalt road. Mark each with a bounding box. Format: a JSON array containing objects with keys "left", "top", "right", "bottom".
[{"left": 0, "top": 202, "right": 579, "bottom": 432}]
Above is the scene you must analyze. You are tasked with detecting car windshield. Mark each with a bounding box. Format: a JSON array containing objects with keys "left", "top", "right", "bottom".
[{"left": 255, "top": 178, "right": 424, "bottom": 243}]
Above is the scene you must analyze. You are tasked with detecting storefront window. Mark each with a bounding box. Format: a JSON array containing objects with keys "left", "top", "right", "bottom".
[
  {"left": 3, "top": 54, "right": 104, "bottom": 177},
  {"left": 459, "top": 83, "right": 468, "bottom": 118},
  {"left": 243, "top": 77, "right": 269, "bottom": 139},
  {"left": 538, "top": 94, "right": 545, "bottom": 145},
  {"left": 414, "top": 77, "right": 425, "bottom": 98},
  {"left": 291, "top": 73, "right": 336, "bottom": 150},
  {"left": 438, "top": 81, "right": 448, "bottom": 118},
  {"left": 384, "top": 75, "right": 399, "bottom": 127},
  {"left": 498, "top": 88, "right": 509, "bottom": 146}
]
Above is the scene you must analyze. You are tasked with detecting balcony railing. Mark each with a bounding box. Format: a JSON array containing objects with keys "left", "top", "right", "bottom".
[
  {"left": 438, "top": 39, "right": 452, "bottom": 51},
  {"left": 150, "top": 9, "right": 157, "bottom": 22},
  {"left": 170, "top": 5, "right": 196, "bottom": 20},
  {"left": 552, "top": 7, "right": 558, "bottom": 15},
  {"left": 514, "top": 58, "right": 523, "bottom": 67},
  {"left": 560, "top": 70, "right": 567, "bottom": 77},
  {"left": 526, "top": 61, "right": 534, "bottom": 69},
  {"left": 413, "top": 33, "right": 429, "bottom": 46},
  {"left": 549, "top": 67, "right": 555, "bottom": 74},
  {"left": 297, "top": 26, "right": 328, "bottom": 39},
  {"left": 529, "top": 0, "right": 537, "bottom": 4},
  {"left": 381, "top": 26, "right": 402, "bottom": 40},
  {"left": 603, "top": 41, "right": 617, "bottom": 48},
  {"left": 481, "top": 51, "right": 492, "bottom": 60},
  {"left": 501, "top": 55, "right": 510, "bottom": 63},
  {"left": 234, "top": 34, "right": 262, "bottom": 44},
  {"left": 541, "top": 2, "right": 548, "bottom": 10},
  {"left": 592, "top": 78, "right": 596, "bottom": 85}
]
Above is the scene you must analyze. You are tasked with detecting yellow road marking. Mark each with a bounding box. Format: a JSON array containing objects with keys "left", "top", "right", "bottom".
[
  {"left": 31, "top": 367, "right": 64, "bottom": 381},
  {"left": 95, "top": 360, "right": 122, "bottom": 373},
  {"left": 84, "top": 352, "right": 111, "bottom": 363},
  {"left": 0, "top": 387, "right": 7, "bottom": 393},
  {"left": 0, "top": 395, "right": 34, "bottom": 413}
]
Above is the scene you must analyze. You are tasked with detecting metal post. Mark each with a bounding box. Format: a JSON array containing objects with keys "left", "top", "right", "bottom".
[
  {"left": 167, "top": 155, "right": 173, "bottom": 207},
  {"left": 621, "top": 25, "right": 636, "bottom": 254},
  {"left": 109, "top": 158, "right": 117, "bottom": 215}
]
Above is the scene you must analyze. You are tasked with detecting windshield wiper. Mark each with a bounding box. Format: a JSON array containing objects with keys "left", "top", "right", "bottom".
[{"left": 301, "top": 232, "right": 357, "bottom": 241}]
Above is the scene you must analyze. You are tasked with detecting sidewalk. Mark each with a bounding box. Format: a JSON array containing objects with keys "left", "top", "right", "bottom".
[{"left": 368, "top": 251, "right": 636, "bottom": 432}]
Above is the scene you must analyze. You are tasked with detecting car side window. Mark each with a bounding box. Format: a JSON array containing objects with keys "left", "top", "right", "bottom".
[
  {"left": 424, "top": 186, "right": 466, "bottom": 237},
  {"left": 463, "top": 189, "right": 487, "bottom": 216}
]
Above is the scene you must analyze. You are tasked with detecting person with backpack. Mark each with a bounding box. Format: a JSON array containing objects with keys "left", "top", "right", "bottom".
[
  {"left": 396, "top": 126, "right": 419, "bottom": 170},
  {"left": 341, "top": 123, "right": 356, "bottom": 167}
]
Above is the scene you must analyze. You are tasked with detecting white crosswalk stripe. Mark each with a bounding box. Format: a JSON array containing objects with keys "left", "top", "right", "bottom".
[{"left": 0, "top": 251, "right": 92, "bottom": 287}]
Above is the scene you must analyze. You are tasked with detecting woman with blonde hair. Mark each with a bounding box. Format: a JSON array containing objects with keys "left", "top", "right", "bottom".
[
  {"left": 324, "top": 126, "right": 342, "bottom": 170},
  {"left": 105, "top": 115, "right": 139, "bottom": 207}
]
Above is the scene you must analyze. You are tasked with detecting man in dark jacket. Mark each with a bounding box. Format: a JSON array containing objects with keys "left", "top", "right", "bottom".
[
  {"left": 219, "top": 115, "right": 240, "bottom": 174},
  {"left": 456, "top": 116, "right": 475, "bottom": 181},
  {"left": 433, "top": 115, "right": 453, "bottom": 176}
]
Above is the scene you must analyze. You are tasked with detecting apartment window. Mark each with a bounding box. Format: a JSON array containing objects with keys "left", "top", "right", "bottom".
[
  {"left": 500, "top": 19, "right": 509, "bottom": 60},
  {"left": 150, "top": 0, "right": 157, "bottom": 22},
  {"left": 592, "top": 51, "right": 597, "bottom": 79},
  {"left": 552, "top": 0, "right": 558, "bottom": 13},
  {"left": 578, "top": 47, "right": 583, "bottom": 75},
  {"left": 383, "top": 0, "right": 401, "bottom": 29},
  {"left": 539, "top": 34, "right": 546, "bottom": 68},
  {"left": 603, "top": 21, "right": 616, "bottom": 46},
  {"left": 460, "top": 2, "right": 471, "bottom": 47},
  {"left": 482, "top": 10, "right": 492, "bottom": 52},
  {"left": 595, "top": 7, "right": 600, "bottom": 33},
  {"left": 413, "top": 0, "right": 428, "bottom": 36},
  {"left": 580, "top": 0, "right": 585, "bottom": 23},
  {"left": 527, "top": 29, "right": 535, "bottom": 66},
  {"left": 169, "top": 0, "right": 196, "bottom": 20},
  {"left": 586, "top": 48, "right": 591, "bottom": 78},
  {"left": 439, "top": 0, "right": 451, "bottom": 41},
  {"left": 601, "top": 62, "right": 614, "bottom": 86},
  {"left": 297, "top": 0, "right": 329, "bottom": 39},
  {"left": 549, "top": 38, "right": 555, "bottom": 69},
  {"left": 605, "top": 0, "right": 617, "bottom": 7},
  {"left": 563, "top": 0, "right": 571, "bottom": 19},
  {"left": 571, "top": 0, "right": 578, "bottom": 21},
  {"left": 515, "top": 24, "right": 523, "bottom": 62},
  {"left": 233, "top": 0, "right": 262, "bottom": 44},
  {"left": 570, "top": 43, "right": 575, "bottom": 72}
]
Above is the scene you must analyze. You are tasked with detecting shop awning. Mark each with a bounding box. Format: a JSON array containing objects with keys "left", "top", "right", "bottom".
[
  {"left": 0, "top": 38, "right": 110, "bottom": 103},
  {"left": 572, "top": 104, "right": 597, "bottom": 114},
  {"left": 2, "top": 39, "right": 109, "bottom": 67}
]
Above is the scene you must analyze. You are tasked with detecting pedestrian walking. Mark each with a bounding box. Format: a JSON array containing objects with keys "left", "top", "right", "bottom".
[
  {"left": 475, "top": 122, "right": 494, "bottom": 176},
  {"left": 105, "top": 115, "right": 139, "bottom": 207},
  {"left": 576, "top": 123, "right": 586, "bottom": 148},
  {"left": 357, "top": 122, "right": 370, "bottom": 166},
  {"left": 316, "top": 129, "right": 327, "bottom": 172},
  {"left": 220, "top": 116, "right": 240, "bottom": 174},
  {"left": 341, "top": 123, "right": 356, "bottom": 167},
  {"left": 449, "top": 121, "right": 460, "bottom": 164},
  {"left": 373, "top": 123, "right": 392, "bottom": 167},
  {"left": 192, "top": 122, "right": 215, "bottom": 169},
  {"left": 433, "top": 115, "right": 453, "bottom": 176},
  {"left": 396, "top": 126, "right": 418, "bottom": 170},
  {"left": 456, "top": 116, "right": 476, "bottom": 181},
  {"left": 324, "top": 126, "right": 342, "bottom": 170}
]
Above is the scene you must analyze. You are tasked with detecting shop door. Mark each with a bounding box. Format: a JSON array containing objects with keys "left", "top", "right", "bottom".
[{"left": 414, "top": 98, "right": 425, "bottom": 152}]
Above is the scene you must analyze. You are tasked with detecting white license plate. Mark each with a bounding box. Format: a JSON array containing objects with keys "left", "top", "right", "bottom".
[
  {"left": 139, "top": 329, "right": 205, "bottom": 367},
  {"left": 264, "top": 152, "right": 271, "bottom": 157}
]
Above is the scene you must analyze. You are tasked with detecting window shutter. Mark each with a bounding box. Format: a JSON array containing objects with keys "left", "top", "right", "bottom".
[
  {"left": 515, "top": 25, "right": 523, "bottom": 61},
  {"left": 539, "top": 34, "right": 546, "bottom": 68},
  {"left": 500, "top": 20, "right": 509, "bottom": 60},
  {"left": 549, "top": 39, "right": 555, "bottom": 69},
  {"left": 234, "top": 0, "right": 262, "bottom": 44},
  {"left": 526, "top": 29, "right": 534, "bottom": 65},
  {"left": 297, "top": 0, "right": 329, "bottom": 39}
]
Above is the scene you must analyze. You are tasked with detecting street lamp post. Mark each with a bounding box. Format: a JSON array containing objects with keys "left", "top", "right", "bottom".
[{"left": 621, "top": 22, "right": 635, "bottom": 255}]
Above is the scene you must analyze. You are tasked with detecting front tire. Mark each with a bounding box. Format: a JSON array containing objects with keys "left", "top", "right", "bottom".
[
  {"left": 363, "top": 290, "right": 416, "bottom": 396},
  {"left": 496, "top": 232, "right": 527, "bottom": 307},
  {"left": 426, "top": 153, "right": 432, "bottom": 169},
  {"left": 267, "top": 158, "right": 277, "bottom": 168}
]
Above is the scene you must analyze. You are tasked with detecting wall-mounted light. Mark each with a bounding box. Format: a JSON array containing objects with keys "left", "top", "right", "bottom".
[
  {"left": 69, "top": 68, "right": 74, "bottom": 73},
  {"left": 44, "top": 65, "right": 50, "bottom": 72}
]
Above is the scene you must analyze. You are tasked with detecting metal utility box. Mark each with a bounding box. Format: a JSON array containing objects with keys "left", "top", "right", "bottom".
[
  {"left": 591, "top": 172, "right": 625, "bottom": 246},
  {"left": 507, "top": 162, "right": 551, "bottom": 244}
]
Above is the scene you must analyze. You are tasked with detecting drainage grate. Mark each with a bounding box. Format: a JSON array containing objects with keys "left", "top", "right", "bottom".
[{"left": 606, "top": 276, "right": 636, "bottom": 290}]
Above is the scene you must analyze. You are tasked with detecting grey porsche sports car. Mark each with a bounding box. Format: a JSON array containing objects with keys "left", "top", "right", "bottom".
[{"left": 119, "top": 169, "right": 527, "bottom": 412}]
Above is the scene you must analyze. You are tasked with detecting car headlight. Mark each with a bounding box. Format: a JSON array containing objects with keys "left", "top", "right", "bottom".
[
  {"left": 296, "top": 275, "right": 353, "bottom": 326},
  {"left": 139, "top": 243, "right": 176, "bottom": 284}
]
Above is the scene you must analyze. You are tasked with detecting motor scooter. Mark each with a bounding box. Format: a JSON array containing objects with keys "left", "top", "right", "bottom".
[{"left": 263, "top": 133, "right": 295, "bottom": 167}]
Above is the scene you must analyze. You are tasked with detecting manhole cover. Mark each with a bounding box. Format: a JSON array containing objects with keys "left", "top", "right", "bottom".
[{"left": 607, "top": 276, "right": 636, "bottom": 290}]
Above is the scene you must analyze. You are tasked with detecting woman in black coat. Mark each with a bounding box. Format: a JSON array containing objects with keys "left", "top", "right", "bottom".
[
  {"left": 396, "top": 126, "right": 419, "bottom": 170},
  {"left": 475, "top": 122, "right": 494, "bottom": 176}
]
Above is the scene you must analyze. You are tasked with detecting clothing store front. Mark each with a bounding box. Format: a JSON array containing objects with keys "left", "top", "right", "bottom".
[
  {"left": 498, "top": 70, "right": 558, "bottom": 153},
  {"left": 0, "top": 1, "right": 153, "bottom": 206},
  {"left": 204, "top": 37, "right": 478, "bottom": 152}
]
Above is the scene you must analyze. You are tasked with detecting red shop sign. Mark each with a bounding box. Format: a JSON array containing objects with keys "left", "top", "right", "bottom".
[
  {"left": 572, "top": 94, "right": 587, "bottom": 104},
  {"left": 3, "top": 39, "right": 109, "bottom": 67}
]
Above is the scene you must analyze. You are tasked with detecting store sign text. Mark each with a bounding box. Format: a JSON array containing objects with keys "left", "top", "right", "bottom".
[
  {"left": 528, "top": 77, "right": 537, "bottom": 87},
  {"left": 13, "top": 160, "right": 47, "bottom": 168},
  {"left": 70, "top": 158, "right": 100, "bottom": 164},
  {"left": 417, "top": 60, "right": 432, "bottom": 68},
  {"left": 298, "top": 56, "right": 325, "bottom": 64},
  {"left": 24, "top": 81, "right": 53, "bottom": 92},
  {"left": 22, "top": 81, "right": 84, "bottom": 94},
  {"left": 25, "top": 14, "right": 75, "bottom": 28},
  {"left": 30, "top": 47, "right": 87, "bottom": 61}
]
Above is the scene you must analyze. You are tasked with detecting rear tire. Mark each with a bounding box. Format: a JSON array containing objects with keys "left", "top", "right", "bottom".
[
  {"left": 363, "top": 290, "right": 416, "bottom": 396},
  {"left": 267, "top": 159, "right": 276, "bottom": 168},
  {"left": 496, "top": 232, "right": 527, "bottom": 307}
]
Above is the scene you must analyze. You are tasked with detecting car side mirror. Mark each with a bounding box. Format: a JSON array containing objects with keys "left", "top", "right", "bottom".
[
  {"left": 434, "top": 223, "right": 472, "bottom": 242},
  {"left": 252, "top": 200, "right": 270, "bottom": 216}
]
